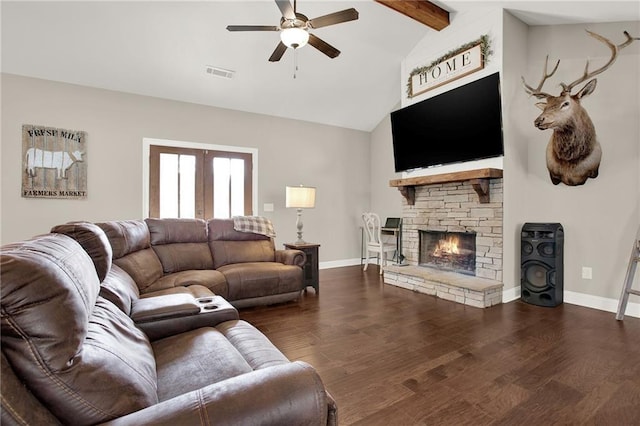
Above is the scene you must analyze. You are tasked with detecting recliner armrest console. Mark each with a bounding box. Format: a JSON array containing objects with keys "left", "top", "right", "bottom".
[
  {"left": 131, "top": 294, "right": 201, "bottom": 322},
  {"left": 132, "top": 295, "right": 239, "bottom": 341}
]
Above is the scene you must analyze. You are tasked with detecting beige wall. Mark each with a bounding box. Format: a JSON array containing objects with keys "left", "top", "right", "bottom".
[
  {"left": 0, "top": 74, "right": 371, "bottom": 263},
  {"left": 510, "top": 20, "right": 640, "bottom": 303},
  {"left": 369, "top": 108, "right": 402, "bottom": 220},
  {"left": 502, "top": 11, "right": 531, "bottom": 298}
]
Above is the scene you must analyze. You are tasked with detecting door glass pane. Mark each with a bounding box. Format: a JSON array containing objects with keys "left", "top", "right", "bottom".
[
  {"left": 159, "top": 153, "right": 178, "bottom": 218},
  {"left": 179, "top": 155, "right": 195, "bottom": 218},
  {"left": 213, "top": 157, "right": 245, "bottom": 218},
  {"left": 213, "top": 157, "right": 230, "bottom": 218},
  {"left": 230, "top": 159, "right": 244, "bottom": 217},
  {"left": 159, "top": 153, "right": 195, "bottom": 218}
]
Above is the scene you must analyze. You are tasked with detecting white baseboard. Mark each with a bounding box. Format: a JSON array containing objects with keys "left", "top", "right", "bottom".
[
  {"left": 319, "top": 258, "right": 362, "bottom": 270},
  {"left": 320, "top": 257, "right": 398, "bottom": 270},
  {"left": 564, "top": 290, "right": 640, "bottom": 319},
  {"left": 502, "top": 286, "right": 639, "bottom": 319},
  {"left": 502, "top": 286, "right": 520, "bottom": 303},
  {"left": 317, "top": 261, "right": 640, "bottom": 319}
]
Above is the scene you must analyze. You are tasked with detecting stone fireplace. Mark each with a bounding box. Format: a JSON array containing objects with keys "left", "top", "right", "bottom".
[{"left": 384, "top": 169, "right": 504, "bottom": 308}]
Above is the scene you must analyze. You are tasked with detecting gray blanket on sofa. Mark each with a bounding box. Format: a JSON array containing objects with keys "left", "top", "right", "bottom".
[{"left": 233, "top": 216, "right": 276, "bottom": 238}]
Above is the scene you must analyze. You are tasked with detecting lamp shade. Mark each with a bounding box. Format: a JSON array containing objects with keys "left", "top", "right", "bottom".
[
  {"left": 280, "top": 27, "right": 309, "bottom": 49},
  {"left": 286, "top": 186, "right": 316, "bottom": 208}
]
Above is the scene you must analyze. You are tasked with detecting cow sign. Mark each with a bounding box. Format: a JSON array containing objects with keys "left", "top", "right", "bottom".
[
  {"left": 25, "top": 148, "right": 84, "bottom": 179},
  {"left": 22, "top": 125, "right": 87, "bottom": 199}
]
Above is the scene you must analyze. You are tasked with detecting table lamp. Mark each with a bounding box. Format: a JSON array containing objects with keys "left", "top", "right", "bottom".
[{"left": 286, "top": 185, "right": 316, "bottom": 244}]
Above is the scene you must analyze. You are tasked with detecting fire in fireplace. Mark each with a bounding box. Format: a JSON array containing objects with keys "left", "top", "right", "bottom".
[{"left": 419, "top": 230, "right": 476, "bottom": 275}]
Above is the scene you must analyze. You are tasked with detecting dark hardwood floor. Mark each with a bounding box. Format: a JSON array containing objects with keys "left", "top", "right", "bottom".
[{"left": 239, "top": 265, "right": 640, "bottom": 425}]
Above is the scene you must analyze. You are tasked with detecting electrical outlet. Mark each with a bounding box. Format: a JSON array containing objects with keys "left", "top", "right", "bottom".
[
  {"left": 263, "top": 203, "right": 274, "bottom": 212},
  {"left": 582, "top": 267, "right": 592, "bottom": 280}
]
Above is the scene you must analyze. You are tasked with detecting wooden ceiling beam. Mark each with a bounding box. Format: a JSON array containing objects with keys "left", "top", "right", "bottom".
[{"left": 374, "top": 0, "right": 449, "bottom": 31}]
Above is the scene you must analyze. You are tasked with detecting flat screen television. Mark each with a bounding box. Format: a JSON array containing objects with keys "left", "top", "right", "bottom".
[{"left": 390, "top": 72, "right": 504, "bottom": 173}]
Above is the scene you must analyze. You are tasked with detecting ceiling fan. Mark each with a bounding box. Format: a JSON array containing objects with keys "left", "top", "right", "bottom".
[{"left": 226, "top": 0, "right": 359, "bottom": 62}]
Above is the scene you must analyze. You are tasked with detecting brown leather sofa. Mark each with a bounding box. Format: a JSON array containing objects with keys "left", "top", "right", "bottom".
[
  {"left": 52, "top": 217, "right": 307, "bottom": 309},
  {"left": 1, "top": 231, "right": 337, "bottom": 425}
]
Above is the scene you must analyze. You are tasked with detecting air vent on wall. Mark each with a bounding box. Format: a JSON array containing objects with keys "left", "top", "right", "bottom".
[{"left": 205, "top": 66, "right": 235, "bottom": 79}]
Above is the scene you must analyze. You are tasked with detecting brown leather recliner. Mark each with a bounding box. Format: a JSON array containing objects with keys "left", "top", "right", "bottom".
[
  {"left": 207, "top": 218, "right": 307, "bottom": 308},
  {"left": 72, "top": 217, "right": 308, "bottom": 309},
  {"left": 50, "top": 220, "right": 238, "bottom": 340},
  {"left": 1, "top": 233, "right": 337, "bottom": 425}
]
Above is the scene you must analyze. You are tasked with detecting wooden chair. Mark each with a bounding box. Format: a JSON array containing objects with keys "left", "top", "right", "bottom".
[{"left": 362, "top": 212, "right": 396, "bottom": 275}]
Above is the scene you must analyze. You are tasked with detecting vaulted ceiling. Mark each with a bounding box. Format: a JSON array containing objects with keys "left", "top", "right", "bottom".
[{"left": 2, "top": 1, "right": 638, "bottom": 131}]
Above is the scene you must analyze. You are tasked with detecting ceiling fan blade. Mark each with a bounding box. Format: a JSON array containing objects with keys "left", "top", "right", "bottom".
[
  {"left": 268, "top": 41, "right": 288, "bottom": 62},
  {"left": 308, "top": 34, "right": 340, "bottom": 58},
  {"left": 275, "top": 0, "right": 296, "bottom": 20},
  {"left": 226, "top": 25, "right": 279, "bottom": 32},
  {"left": 308, "top": 8, "right": 359, "bottom": 29}
]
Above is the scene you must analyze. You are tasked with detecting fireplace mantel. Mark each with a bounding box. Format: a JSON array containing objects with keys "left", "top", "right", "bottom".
[{"left": 389, "top": 168, "right": 503, "bottom": 205}]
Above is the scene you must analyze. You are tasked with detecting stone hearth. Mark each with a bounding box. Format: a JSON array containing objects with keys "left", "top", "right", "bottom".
[
  {"left": 384, "top": 265, "right": 503, "bottom": 307},
  {"left": 386, "top": 169, "right": 504, "bottom": 308}
]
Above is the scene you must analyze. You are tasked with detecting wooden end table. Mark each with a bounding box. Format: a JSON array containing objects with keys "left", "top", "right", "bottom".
[{"left": 284, "top": 242, "right": 320, "bottom": 293}]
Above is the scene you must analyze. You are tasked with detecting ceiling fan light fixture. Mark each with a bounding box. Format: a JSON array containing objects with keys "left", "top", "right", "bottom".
[{"left": 280, "top": 27, "right": 309, "bottom": 49}]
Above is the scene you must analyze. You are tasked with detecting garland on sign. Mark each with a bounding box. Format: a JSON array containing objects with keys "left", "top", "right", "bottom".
[{"left": 406, "top": 34, "right": 493, "bottom": 98}]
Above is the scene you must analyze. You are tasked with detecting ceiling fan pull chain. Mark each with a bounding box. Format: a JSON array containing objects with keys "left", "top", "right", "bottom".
[{"left": 294, "top": 48, "right": 299, "bottom": 79}]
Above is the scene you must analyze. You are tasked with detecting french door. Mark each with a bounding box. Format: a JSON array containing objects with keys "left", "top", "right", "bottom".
[{"left": 149, "top": 145, "right": 252, "bottom": 219}]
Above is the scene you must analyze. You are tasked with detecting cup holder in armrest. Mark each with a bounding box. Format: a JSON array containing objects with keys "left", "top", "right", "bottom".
[
  {"left": 197, "top": 296, "right": 230, "bottom": 314},
  {"left": 202, "top": 304, "right": 219, "bottom": 310}
]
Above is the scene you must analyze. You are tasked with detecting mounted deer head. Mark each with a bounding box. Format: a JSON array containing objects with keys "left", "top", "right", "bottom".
[{"left": 522, "top": 30, "right": 637, "bottom": 186}]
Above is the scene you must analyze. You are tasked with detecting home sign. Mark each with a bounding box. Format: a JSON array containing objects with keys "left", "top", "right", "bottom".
[{"left": 409, "top": 42, "right": 485, "bottom": 98}]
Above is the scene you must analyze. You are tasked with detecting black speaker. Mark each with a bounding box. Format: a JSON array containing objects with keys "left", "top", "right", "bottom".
[{"left": 521, "top": 223, "right": 564, "bottom": 307}]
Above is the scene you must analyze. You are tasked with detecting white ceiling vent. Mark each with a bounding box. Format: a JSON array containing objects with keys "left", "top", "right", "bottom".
[{"left": 205, "top": 66, "right": 235, "bottom": 79}]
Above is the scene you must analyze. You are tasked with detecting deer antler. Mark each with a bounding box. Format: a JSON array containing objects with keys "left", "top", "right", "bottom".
[
  {"left": 561, "top": 30, "right": 637, "bottom": 94},
  {"left": 522, "top": 55, "right": 560, "bottom": 99}
]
